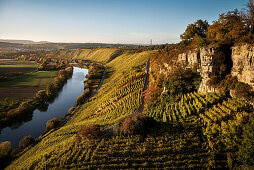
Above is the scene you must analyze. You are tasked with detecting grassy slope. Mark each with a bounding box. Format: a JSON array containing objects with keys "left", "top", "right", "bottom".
[
  {"left": 52, "top": 48, "right": 117, "bottom": 62},
  {"left": 76, "top": 48, "right": 117, "bottom": 62},
  {"left": 7, "top": 50, "right": 155, "bottom": 169}
]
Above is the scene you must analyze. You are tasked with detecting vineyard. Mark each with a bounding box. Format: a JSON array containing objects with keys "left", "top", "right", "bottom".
[
  {"left": 146, "top": 92, "right": 225, "bottom": 122},
  {"left": 70, "top": 48, "right": 118, "bottom": 62},
  {"left": 145, "top": 89, "right": 253, "bottom": 168},
  {"left": 7, "top": 50, "right": 156, "bottom": 169},
  {"left": 10, "top": 124, "right": 212, "bottom": 169},
  {"left": 5, "top": 47, "right": 253, "bottom": 169}
]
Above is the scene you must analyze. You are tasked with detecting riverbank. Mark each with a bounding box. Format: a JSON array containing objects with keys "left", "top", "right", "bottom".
[
  {"left": 0, "top": 63, "right": 108, "bottom": 169},
  {"left": 0, "top": 67, "right": 73, "bottom": 130}
]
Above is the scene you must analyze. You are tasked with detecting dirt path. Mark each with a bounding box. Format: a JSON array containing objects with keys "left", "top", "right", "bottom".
[{"left": 102, "top": 58, "right": 150, "bottom": 137}]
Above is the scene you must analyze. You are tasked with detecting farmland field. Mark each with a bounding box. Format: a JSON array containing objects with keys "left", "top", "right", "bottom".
[
  {"left": 0, "top": 59, "right": 56, "bottom": 99},
  {"left": 0, "top": 71, "right": 57, "bottom": 99},
  {"left": 0, "top": 71, "right": 57, "bottom": 87},
  {"left": 0, "top": 59, "right": 39, "bottom": 75}
]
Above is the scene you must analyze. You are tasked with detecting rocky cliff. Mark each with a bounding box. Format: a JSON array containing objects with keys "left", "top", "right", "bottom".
[
  {"left": 177, "top": 50, "right": 199, "bottom": 67},
  {"left": 231, "top": 44, "right": 254, "bottom": 88},
  {"left": 177, "top": 44, "right": 254, "bottom": 93},
  {"left": 177, "top": 47, "right": 227, "bottom": 93}
]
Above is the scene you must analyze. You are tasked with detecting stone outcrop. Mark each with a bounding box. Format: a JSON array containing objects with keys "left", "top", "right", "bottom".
[
  {"left": 177, "top": 47, "right": 226, "bottom": 93},
  {"left": 231, "top": 44, "right": 254, "bottom": 88},
  {"left": 198, "top": 47, "right": 227, "bottom": 93},
  {"left": 175, "top": 44, "right": 254, "bottom": 94},
  {"left": 177, "top": 50, "right": 199, "bottom": 67}
]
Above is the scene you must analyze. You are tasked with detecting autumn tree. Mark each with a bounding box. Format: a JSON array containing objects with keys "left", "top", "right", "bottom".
[
  {"left": 207, "top": 9, "right": 247, "bottom": 45},
  {"left": 180, "top": 19, "right": 209, "bottom": 41}
]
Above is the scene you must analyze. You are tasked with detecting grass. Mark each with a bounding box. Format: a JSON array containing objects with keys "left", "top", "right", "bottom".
[
  {"left": 0, "top": 71, "right": 57, "bottom": 87},
  {"left": 0, "top": 59, "right": 39, "bottom": 68},
  {"left": 0, "top": 59, "right": 31, "bottom": 63},
  {"left": 0, "top": 64, "right": 39, "bottom": 68}
]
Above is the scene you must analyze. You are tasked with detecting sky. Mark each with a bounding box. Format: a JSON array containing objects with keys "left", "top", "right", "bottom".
[{"left": 0, "top": 0, "right": 249, "bottom": 44}]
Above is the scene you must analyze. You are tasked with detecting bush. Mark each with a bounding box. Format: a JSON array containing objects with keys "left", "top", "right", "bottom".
[
  {"left": 46, "top": 83, "right": 56, "bottom": 98},
  {"left": 35, "top": 90, "right": 48, "bottom": 102},
  {"left": 76, "top": 92, "right": 89, "bottom": 105},
  {"left": 53, "top": 77, "right": 64, "bottom": 89},
  {"left": 119, "top": 114, "right": 150, "bottom": 136},
  {"left": 68, "top": 107, "right": 76, "bottom": 114},
  {"left": 0, "top": 141, "right": 12, "bottom": 164},
  {"left": 7, "top": 108, "right": 20, "bottom": 118},
  {"left": 57, "top": 70, "right": 67, "bottom": 77},
  {"left": 19, "top": 135, "right": 35, "bottom": 149},
  {"left": 76, "top": 125, "right": 101, "bottom": 141},
  {"left": 18, "top": 102, "right": 34, "bottom": 114},
  {"left": 162, "top": 66, "right": 201, "bottom": 103},
  {"left": 46, "top": 117, "right": 61, "bottom": 131}
]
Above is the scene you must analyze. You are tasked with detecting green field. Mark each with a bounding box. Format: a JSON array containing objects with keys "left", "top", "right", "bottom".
[
  {"left": 0, "top": 59, "right": 38, "bottom": 65},
  {"left": 0, "top": 64, "right": 39, "bottom": 68},
  {"left": 0, "top": 59, "right": 29, "bottom": 63},
  {"left": 0, "top": 71, "right": 57, "bottom": 87}
]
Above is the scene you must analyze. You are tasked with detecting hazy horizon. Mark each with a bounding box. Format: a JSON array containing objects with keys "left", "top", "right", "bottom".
[{"left": 0, "top": 0, "right": 248, "bottom": 44}]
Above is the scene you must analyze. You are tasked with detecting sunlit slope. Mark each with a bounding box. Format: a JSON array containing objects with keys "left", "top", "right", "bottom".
[
  {"left": 48, "top": 48, "right": 118, "bottom": 63},
  {"left": 7, "top": 50, "right": 155, "bottom": 169},
  {"left": 78, "top": 48, "right": 118, "bottom": 62}
]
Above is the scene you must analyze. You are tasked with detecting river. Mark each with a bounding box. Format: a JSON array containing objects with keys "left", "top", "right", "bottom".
[{"left": 0, "top": 67, "right": 88, "bottom": 148}]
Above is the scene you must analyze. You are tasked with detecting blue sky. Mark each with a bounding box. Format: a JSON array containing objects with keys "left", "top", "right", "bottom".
[{"left": 0, "top": 0, "right": 248, "bottom": 44}]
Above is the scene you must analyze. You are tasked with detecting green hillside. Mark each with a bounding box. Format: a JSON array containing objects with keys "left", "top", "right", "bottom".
[
  {"left": 6, "top": 47, "right": 253, "bottom": 169},
  {"left": 7, "top": 50, "right": 155, "bottom": 169}
]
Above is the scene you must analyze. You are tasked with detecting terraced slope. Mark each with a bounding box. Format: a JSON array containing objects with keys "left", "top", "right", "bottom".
[
  {"left": 7, "top": 48, "right": 253, "bottom": 169},
  {"left": 7, "top": 50, "right": 155, "bottom": 169}
]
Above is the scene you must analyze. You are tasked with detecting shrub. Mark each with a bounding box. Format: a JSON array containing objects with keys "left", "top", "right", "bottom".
[
  {"left": 162, "top": 66, "right": 201, "bottom": 103},
  {"left": 65, "top": 67, "right": 73, "bottom": 78},
  {"left": 68, "top": 107, "right": 76, "bottom": 114},
  {"left": 19, "top": 135, "right": 35, "bottom": 149},
  {"left": 0, "top": 141, "right": 12, "bottom": 164},
  {"left": 119, "top": 114, "right": 150, "bottom": 136},
  {"left": 46, "top": 83, "right": 56, "bottom": 98},
  {"left": 46, "top": 117, "right": 61, "bottom": 131},
  {"left": 18, "top": 102, "right": 34, "bottom": 114},
  {"left": 76, "top": 92, "right": 89, "bottom": 105},
  {"left": 7, "top": 108, "right": 20, "bottom": 118},
  {"left": 76, "top": 125, "right": 101, "bottom": 141},
  {"left": 57, "top": 70, "right": 66, "bottom": 77},
  {"left": 35, "top": 90, "right": 48, "bottom": 102},
  {"left": 53, "top": 77, "right": 64, "bottom": 89}
]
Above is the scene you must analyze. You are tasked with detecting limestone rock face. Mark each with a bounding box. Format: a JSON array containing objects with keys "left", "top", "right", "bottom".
[
  {"left": 231, "top": 45, "right": 254, "bottom": 88},
  {"left": 198, "top": 48, "right": 222, "bottom": 93},
  {"left": 178, "top": 50, "right": 199, "bottom": 67},
  {"left": 198, "top": 79, "right": 216, "bottom": 93},
  {"left": 177, "top": 47, "right": 226, "bottom": 93}
]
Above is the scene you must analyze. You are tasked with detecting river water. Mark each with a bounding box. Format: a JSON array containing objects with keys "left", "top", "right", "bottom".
[{"left": 0, "top": 67, "right": 88, "bottom": 148}]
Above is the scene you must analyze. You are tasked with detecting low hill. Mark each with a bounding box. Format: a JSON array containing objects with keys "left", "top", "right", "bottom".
[{"left": 0, "top": 39, "right": 133, "bottom": 50}]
